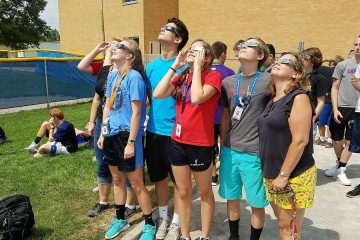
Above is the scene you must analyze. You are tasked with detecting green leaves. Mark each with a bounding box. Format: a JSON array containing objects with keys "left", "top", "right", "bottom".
[{"left": 0, "top": 0, "right": 50, "bottom": 49}]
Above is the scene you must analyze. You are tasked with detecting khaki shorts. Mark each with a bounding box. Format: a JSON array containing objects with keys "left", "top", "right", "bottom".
[{"left": 263, "top": 165, "right": 317, "bottom": 209}]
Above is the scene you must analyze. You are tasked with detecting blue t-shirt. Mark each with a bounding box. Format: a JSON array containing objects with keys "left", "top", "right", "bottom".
[
  {"left": 53, "top": 121, "right": 78, "bottom": 153},
  {"left": 146, "top": 57, "right": 183, "bottom": 136},
  {"left": 105, "top": 69, "right": 147, "bottom": 137}
]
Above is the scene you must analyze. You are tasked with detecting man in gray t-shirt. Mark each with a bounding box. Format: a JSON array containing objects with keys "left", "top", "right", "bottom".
[
  {"left": 218, "top": 37, "right": 270, "bottom": 240},
  {"left": 325, "top": 36, "right": 360, "bottom": 186}
]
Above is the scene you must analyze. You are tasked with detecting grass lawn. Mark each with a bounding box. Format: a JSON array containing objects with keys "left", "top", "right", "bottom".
[{"left": 0, "top": 102, "right": 159, "bottom": 239}]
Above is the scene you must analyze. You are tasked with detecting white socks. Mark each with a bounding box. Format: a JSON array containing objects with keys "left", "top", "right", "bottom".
[
  {"left": 172, "top": 213, "right": 180, "bottom": 225},
  {"left": 158, "top": 205, "right": 168, "bottom": 220},
  {"left": 125, "top": 204, "right": 135, "bottom": 209}
]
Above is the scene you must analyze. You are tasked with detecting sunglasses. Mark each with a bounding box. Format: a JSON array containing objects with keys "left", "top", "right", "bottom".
[
  {"left": 188, "top": 46, "right": 204, "bottom": 53},
  {"left": 115, "top": 43, "right": 134, "bottom": 54},
  {"left": 274, "top": 58, "right": 300, "bottom": 71},
  {"left": 238, "top": 41, "right": 264, "bottom": 53},
  {"left": 164, "top": 25, "right": 181, "bottom": 37}
]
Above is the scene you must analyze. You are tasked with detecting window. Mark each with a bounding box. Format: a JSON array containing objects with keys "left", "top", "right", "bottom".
[
  {"left": 122, "top": 0, "right": 138, "bottom": 5},
  {"left": 127, "top": 36, "right": 139, "bottom": 44}
]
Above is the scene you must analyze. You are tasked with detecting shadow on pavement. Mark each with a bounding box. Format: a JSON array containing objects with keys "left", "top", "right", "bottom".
[{"left": 190, "top": 188, "right": 341, "bottom": 240}]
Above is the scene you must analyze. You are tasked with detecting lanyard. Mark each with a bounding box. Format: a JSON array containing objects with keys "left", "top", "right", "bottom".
[
  {"left": 181, "top": 73, "right": 191, "bottom": 114},
  {"left": 235, "top": 71, "right": 261, "bottom": 106},
  {"left": 108, "top": 68, "right": 130, "bottom": 109}
]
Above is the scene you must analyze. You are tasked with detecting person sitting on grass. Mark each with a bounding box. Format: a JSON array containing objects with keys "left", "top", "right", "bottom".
[{"left": 25, "top": 108, "right": 78, "bottom": 157}]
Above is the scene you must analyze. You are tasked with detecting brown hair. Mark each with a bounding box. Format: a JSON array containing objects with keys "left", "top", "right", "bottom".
[
  {"left": 49, "top": 108, "right": 64, "bottom": 120},
  {"left": 172, "top": 39, "right": 214, "bottom": 101},
  {"left": 269, "top": 53, "right": 310, "bottom": 98},
  {"left": 212, "top": 41, "right": 227, "bottom": 59},
  {"left": 303, "top": 47, "right": 323, "bottom": 69},
  {"left": 246, "top": 37, "right": 269, "bottom": 70}
]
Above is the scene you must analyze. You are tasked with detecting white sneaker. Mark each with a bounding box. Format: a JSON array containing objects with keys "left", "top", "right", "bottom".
[
  {"left": 325, "top": 164, "right": 338, "bottom": 177},
  {"left": 164, "top": 223, "right": 181, "bottom": 240},
  {"left": 92, "top": 186, "right": 99, "bottom": 193},
  {"left": 25, "top": 141, "right": 39, "bottom": 153},
  {"left": 156, "top": 218, "right": 169, "bottom": 240},
  {"left": 335, "top": 167, "right": 351, "bottom": 186}
]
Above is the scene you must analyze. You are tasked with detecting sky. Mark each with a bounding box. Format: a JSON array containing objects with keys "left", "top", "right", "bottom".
[{"left": 40, "top": 0, "right": 59, "bottom": 30}]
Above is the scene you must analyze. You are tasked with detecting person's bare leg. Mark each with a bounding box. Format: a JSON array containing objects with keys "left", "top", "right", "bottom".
[
  {"left": 193, "top": 165, "right": 215, "bottom": 238},
  {"left": 172, "top": 165, "right": 192, "bottom": 238}
]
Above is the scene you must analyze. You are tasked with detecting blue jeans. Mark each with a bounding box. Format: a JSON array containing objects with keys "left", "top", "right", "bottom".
[{"left": 95, "top": 117, "right": 133, "bottom": 190}]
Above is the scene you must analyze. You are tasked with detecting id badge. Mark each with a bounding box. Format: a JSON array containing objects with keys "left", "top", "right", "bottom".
[
  {"left": 175, "top": 124, "right": 182, "bottom": 137},
  {"left": 232, "top": 106, "right": 243, "bottom": 120},
  {"left": 101, "top": 118, "right": 110, "bottom": 137}
]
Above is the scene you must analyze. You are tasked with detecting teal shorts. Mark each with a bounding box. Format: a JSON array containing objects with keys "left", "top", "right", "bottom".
[{"left": 218, "top": 146, "right": 268, "bottom": 208}]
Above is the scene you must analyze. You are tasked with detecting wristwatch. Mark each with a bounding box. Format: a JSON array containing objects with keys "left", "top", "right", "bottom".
[
  {"left": 279, "top": 171, "right": 290, "bottom": 177},
  {"left": 128, "top": 138, "right": 135, "bottom": 143}
]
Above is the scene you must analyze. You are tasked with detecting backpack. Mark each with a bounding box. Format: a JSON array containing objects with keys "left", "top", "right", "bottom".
[
  {"left": 0, "top": 127, "right": 5, "bottom": 144},
  {"left": 0, "top": 195, "right": 35, "bottom": 240}
]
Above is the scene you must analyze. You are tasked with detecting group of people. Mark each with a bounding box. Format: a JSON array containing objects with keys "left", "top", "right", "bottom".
[{"left": 24, "top": 16, "right": 360, "bottom": 240}]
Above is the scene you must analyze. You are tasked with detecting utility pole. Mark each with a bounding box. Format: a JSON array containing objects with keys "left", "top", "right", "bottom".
[{"left": 100, "top": 0, "right": 105, "bottom": 42}]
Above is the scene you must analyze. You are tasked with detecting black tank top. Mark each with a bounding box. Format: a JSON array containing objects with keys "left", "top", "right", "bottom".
[{"left": 258, "top": 89, "right": 315, "bottom": 179}]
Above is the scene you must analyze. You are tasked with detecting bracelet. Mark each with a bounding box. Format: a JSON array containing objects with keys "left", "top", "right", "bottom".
[
  {"left": 169, "top": 67, "right": 176, "bottom": 73},
  {"left": 128, "top": 138, "right": 136, "bottom": 143}
]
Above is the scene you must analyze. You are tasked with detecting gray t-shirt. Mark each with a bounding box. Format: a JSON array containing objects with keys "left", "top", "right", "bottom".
[
  {"left": 332, "top": 58, "right": 360, "bottom": 108},
  {"left": 221, "top": 72, "right": 270, "bottom": 155}
]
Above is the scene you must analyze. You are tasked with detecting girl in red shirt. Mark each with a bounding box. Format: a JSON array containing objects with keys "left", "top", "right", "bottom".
[{"left": 154, "top": 39, "right": 222, "bottom": 240}]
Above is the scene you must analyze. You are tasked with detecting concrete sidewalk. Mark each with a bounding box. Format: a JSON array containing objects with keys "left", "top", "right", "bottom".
[{"left": 126, "top": 145, "right": 360, "bottom": 240}]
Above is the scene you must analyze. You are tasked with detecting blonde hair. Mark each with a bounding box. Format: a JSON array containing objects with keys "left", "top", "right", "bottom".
[
  {"left": 269, "top": 53, "right": 310, "bottom": 98},
  {"left": 123, "top": 38, "right": 145, "bottom": 80}
]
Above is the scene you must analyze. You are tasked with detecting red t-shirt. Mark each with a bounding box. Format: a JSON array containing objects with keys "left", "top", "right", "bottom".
[
  {"left": 171, "top": 69, "right": 222, "bottom": 146},
  {"left": 90, "top": 61, "right": 104, "bottom": 75}
]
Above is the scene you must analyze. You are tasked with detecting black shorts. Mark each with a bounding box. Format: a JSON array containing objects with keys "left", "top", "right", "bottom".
[
  {"left": 145, "top": 132, "right": 175, "bottom": 182},
  {"left": 329, "top": 107, "right": 355, "bottom": 141},
  {"left": 349, "top": 112, "right": 360, "bottom": 153},
  {"left": 103, "top": 131, "right": 135, "bottom": 172},
  {"left": 170, "top": 139, "right": 214, "bottom": 172}
]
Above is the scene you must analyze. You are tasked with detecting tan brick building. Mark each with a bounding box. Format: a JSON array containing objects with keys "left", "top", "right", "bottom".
[
  {"left": 58, "top": 0, "right": 178, "bottom": 55},
  {"left": 59, "top": 0, "right": 360, "bottom": 67}
]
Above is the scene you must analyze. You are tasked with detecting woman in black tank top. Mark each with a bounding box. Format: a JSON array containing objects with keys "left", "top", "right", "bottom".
[{"left": 258, "top": 53, "right": 316, "bottom": 240}]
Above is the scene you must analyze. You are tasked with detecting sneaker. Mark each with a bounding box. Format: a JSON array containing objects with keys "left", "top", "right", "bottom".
[
  {"left": 156, "top": 218, "right": 169, "bottom": 239},
  {"left": 105, "top": 218, "right": 129, "bottom": 239},
  {"left": 140, "top": 223, "right": 157, "bottom": 240},
  {"left": 164, "top": 223, "right": 181, "bottom": 240},
  {"left": 25, "top": 141, "right": 39, "bottom": 153},
  {"left": 335, "top": 167, "right": 351, "bottom": 186},
  {"left": 314, "top": 138, "right": 325, "bottom": 145},
  {"left": 125, "top": 206, "right": 136, "bottom": 218},
  {"left": 194, "top": 237, "right": 210, "bottom": 240},
  {"left": 211, "top": 175, "right": 218, "bottom": 186},
  {"left": 92, "top": 186, "right": 99, "bottom": 193},
  {"left": 88, "top": 203, "right": 109, "bottom": 217},
  {"left": 325, "top": 141, "right": 333, "bottom": 148},
  {"left": 346, "top": 185, "right": 360, "bottom": 198},
  {"left": 179, "top": 237, "right": 191, "bottom": 240},
  {"left": 325, "top": 164, "right": 338, "bottom": 177}
]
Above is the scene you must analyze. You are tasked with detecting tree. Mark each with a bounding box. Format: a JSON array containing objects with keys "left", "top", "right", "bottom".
[
  {"left": 44, "top": 28, "right": 60, "bottom": 42},
  {"left": 0, "top": 0, "right": 50, "bottom": 49}
]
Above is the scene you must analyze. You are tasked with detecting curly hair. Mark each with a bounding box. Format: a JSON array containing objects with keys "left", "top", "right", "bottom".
[
  {"left": 269, "top": 53, "right": 310, "bottom": 99},
  {"left": 302, "top": 47, "right": 323, "bottom": 69}
]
